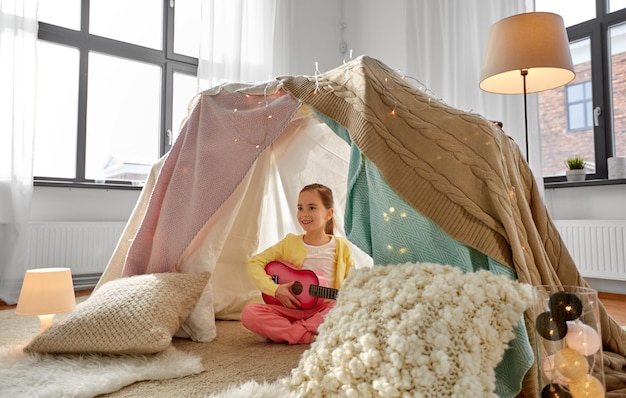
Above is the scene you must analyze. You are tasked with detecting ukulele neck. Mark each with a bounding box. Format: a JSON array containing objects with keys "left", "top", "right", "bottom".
[{"left": 309, "top": 284, "right": 338, "bottom": 300}]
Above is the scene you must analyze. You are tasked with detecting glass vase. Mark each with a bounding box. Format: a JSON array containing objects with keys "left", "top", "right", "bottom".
[{"left": 533, "top": 285, "right": 605, "bottom": 398}]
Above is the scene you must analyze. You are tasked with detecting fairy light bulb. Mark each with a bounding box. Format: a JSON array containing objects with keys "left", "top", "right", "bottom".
[
  {"left": 542, "top": 354, "right": 570, "bottom": 386},
  {"left": 554, "top": 346, "right": 589, "bottom": 379},
  {"left": 536, "top": 311, "right": 568, "bottom": 341},
  {"left": 569, "top": 374, "right": 605, "bottom": 398},
  {"left": 565, "top": 321, "right": 602, "bottom": 356},
  {"left": 550, "top": 291, "right": 583, "bottom": 321},
  {"left": 541, "top": 383, "right": 573, "bottom": 398}
]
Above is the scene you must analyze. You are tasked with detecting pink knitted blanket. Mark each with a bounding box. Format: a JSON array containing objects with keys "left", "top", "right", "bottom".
[{"left": 122, "top": 89, "right": 301, "bottom": 276}]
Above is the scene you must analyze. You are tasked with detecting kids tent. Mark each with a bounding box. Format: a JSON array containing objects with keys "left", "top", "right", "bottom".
[{"left": 96, "top": 55, "right": 626, "bottom": 397}]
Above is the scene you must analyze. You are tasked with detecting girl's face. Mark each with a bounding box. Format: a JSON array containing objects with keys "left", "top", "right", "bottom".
[{"left": 297, "top": 190, "right": 333, "bottom": 233}]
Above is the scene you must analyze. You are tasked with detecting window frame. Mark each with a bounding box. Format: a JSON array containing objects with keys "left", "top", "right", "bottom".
[
  {"left": 544, "top": 2, "right": 626, "bottom": 185},
  {"left": 35, "top": 0, "right": 198, "bottom": 188}
]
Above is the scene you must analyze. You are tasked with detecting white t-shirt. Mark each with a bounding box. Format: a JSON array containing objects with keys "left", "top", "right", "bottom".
[{"left": 302, "top": 236, "right": 336, "bottom": 288}]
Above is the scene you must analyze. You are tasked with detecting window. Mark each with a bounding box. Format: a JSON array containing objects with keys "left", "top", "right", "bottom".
[
  {"left": 567, "top": 82, "right": 593, "bottom": 131},
  {"left": 536, "top": 1, "right": 626, "bottom": 181},
  {"left": 34, "top": 0, "right": 200, "bottom": 186}
]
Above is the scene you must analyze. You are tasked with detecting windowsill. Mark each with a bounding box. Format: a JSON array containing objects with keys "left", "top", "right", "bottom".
[
  {"left": 35, "top": 178, "right": 626, "bottom": 191},
  {"left": 544, "top": 178, "right": 626, "bottom": 189},
  {"left": 34, "top": 180, "right": 143, "bottom": 190}
]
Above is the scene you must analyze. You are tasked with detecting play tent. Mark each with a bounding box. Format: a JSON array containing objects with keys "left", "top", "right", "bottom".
[{"left": 96, "top": 56, "right": 626, "bottom": 397}]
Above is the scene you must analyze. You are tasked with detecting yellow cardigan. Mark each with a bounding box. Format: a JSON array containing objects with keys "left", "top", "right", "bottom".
[{"left": 246, "top": 233, "right": 354, "bottom": 297}]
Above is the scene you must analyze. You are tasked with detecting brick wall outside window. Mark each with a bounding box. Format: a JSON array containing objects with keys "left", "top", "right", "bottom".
[{"left": 538, "top": 52, "right": 626, "bottom": 176}]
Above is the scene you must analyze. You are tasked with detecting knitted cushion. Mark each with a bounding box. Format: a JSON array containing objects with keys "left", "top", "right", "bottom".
[
  {"left": 287, "top": 262, "right": 533, "bottom": 397},
  {"left": 24, "top": 272, "right": 210, "bottom": 355}
]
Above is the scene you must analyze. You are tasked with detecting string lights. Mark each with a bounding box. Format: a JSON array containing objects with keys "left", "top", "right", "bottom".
[
  {"left": 381, "top": 206, "right": 409, "bottom": 257},
  {"left": 223, "top": 58, "right": 533, "bottom": 282},
  {"left": 228, "top": 83, "right": 278, "bottom": 149},
  {"left": 303, "top": 59, "right": 532, "bottom": 269},
  {"left": 308, "top": 62, "right": 445, "bottom": 119},
  {"left": 534, "top": 288, "right": 605, "bottom": 398}
]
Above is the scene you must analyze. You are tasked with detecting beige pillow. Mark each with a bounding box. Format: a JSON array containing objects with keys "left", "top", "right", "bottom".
[
  {"left": 287, "top": 262, "right": 533, "bottom": 397},
  {"left": 25, "top": 272, "right": 210, "bottom": 355}
]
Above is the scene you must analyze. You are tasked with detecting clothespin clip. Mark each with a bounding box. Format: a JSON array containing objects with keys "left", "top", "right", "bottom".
[
  {"left": 343, "top": 49, "right": 353, "bottom": 83},
  {"left": 314, "top": 62, "right": 320, "bottom": 94}
]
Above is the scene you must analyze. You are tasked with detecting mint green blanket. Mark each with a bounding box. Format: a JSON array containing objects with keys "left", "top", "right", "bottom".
[{"left": 320, "top": 113, "right": 533, "bottom": 398}]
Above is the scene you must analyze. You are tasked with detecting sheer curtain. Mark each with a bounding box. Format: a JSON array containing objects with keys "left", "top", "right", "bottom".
[
  {"left": 0, "top": 0, "right": 37, "bottom": 303},
  {"left": 405, "top": 0, "right": 544, "bottom": 190},
  {"left": 197, "top": 0, "right": 291, "bottom": 90}
]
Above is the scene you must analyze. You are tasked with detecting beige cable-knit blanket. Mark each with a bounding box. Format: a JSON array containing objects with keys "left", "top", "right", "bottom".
[{"left": 279, "top": 55, "right": 626, "bottom": 397}]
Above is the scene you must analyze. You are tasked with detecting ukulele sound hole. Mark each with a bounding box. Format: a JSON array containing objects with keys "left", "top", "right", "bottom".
[{"left": 291, "top": 281, "right": 303, "bottom": 295}]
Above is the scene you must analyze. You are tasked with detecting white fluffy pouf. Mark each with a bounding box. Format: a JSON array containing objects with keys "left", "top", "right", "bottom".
[{"left": 285, "top": 262, "right": 534, "bottom": 398}]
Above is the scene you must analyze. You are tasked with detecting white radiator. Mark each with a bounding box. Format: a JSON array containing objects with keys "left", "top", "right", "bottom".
[
  {"left": 27, "top": 221, "right": 126, "bottom": 289},
  {"left": 554, "top": 220, "right": 626, "bottom": 281}
]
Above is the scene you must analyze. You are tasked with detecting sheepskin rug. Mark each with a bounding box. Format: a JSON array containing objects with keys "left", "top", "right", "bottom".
[
  {"left": 0, "top": 344, "right": 204, "bottom": 398},
  {"left": 208, "top": 261, "right": 534, "bottom": 398}
]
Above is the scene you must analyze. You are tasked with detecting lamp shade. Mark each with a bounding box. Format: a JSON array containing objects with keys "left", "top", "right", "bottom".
[
  {"left": 15, "top": 268, "right": 76, "bottom": 316},
  {"left": 479, "top": 12, "right": 575, "bottom": 94}
]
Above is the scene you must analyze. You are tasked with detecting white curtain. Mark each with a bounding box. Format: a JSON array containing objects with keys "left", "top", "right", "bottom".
[
  {"left": 197, "top": 0, "right": 291, "bottom": 90},
  {"left": 405, "top": 0, "right": 544, "bottom": 192},
  {"left": 0, "top": 0, "right": 37, "bottom": 303}
]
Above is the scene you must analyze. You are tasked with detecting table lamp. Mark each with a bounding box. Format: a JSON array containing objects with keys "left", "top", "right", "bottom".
[
  {"left": 15, "top": 267, "right": 76, "bottom": 331},
  {"left": 479, "top": 12, "right": 575, "bottom": 159}
]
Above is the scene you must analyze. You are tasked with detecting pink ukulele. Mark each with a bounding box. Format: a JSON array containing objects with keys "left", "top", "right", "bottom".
[{"left": 262, "top": 261, "right": 338, "bottom": 309}]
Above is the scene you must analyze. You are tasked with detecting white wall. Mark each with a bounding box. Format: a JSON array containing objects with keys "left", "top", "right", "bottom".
[
  {"left": 286, "top": 0, "right": 344, "bottom": 75},
  {"left": 342, "top": 0, "right": 407, "bottom": 70},
  {"left": 544, "top": 184, "right": 626, "bottom": 220},
  {"left": 31, "top": 186, "right": 139, "bottom": 222}
]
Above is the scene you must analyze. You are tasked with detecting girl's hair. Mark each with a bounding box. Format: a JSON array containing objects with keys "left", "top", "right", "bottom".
[{"left": 300, "top": 183, "right": 335, "bottom": 235}]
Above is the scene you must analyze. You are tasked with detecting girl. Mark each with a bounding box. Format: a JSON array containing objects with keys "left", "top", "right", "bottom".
[{"left": 241, "top": 183, "right": 354, "bottom": 344}]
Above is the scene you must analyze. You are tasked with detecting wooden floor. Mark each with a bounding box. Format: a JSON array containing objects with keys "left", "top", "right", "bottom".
[
  {"left": 1, "top": 291, "right": 624, "bottom": 325},
  {"left": 599, "top": 292, "right": 626, "bottom": 326}
]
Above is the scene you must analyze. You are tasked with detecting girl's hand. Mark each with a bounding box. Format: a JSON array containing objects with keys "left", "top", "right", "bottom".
[{"left": 275, "top": 282, "right": 301, "bottom": 308}]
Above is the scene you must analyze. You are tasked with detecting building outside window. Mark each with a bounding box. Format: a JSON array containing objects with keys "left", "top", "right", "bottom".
[
  {"left": 536, "top": 0, "right": 626, "bottom": 180},
  {"left": 567, "top": 81, "right": 593, "bottom": 131}
]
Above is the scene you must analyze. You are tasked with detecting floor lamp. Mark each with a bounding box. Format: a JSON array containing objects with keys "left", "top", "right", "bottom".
[{"left": 479, "top": 12, "right": 575, "bottom": 160}]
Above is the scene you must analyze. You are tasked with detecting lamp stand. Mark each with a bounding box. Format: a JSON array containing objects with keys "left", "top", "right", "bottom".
[
  {"left": 38, "top": 314, "right": 55, "bottom": 332},
  {"left": 521, "top": 69, "right": 529, "bottom": 160}
]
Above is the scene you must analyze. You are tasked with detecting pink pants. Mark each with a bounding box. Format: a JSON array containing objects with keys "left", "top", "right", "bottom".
[{"left": 241, "top": 300, "right": 335, "bottom": 344}]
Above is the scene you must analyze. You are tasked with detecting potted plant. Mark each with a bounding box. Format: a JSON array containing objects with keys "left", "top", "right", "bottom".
[{"left": 565, "top": 156, "right": 587, "bottom": 182}]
